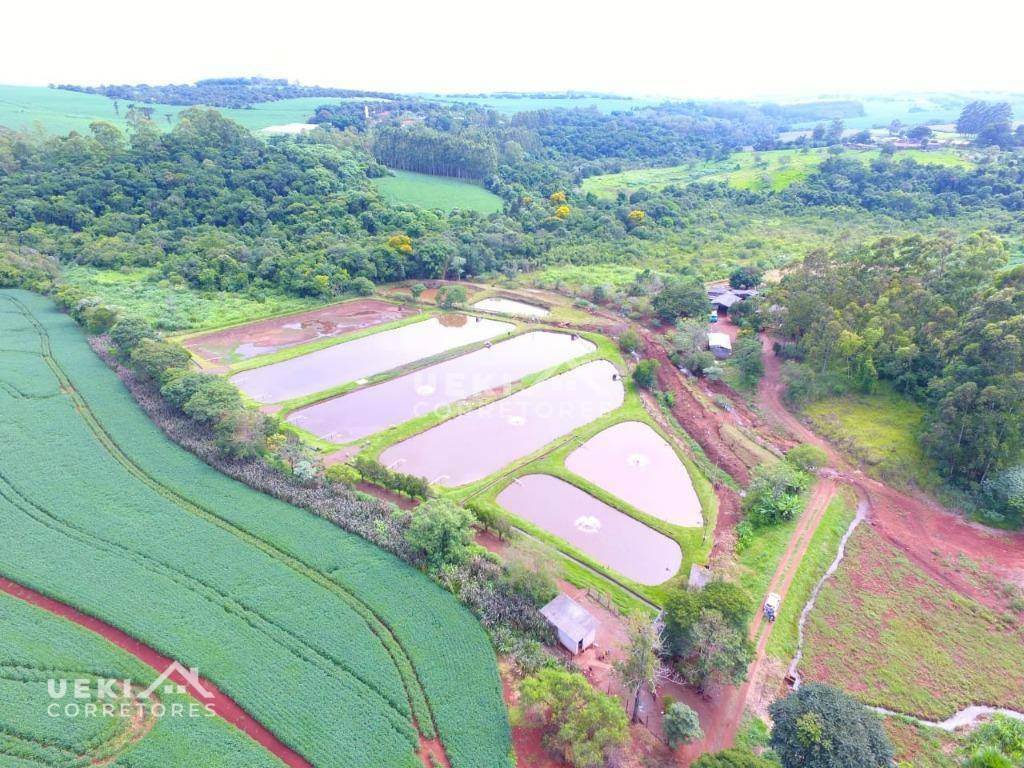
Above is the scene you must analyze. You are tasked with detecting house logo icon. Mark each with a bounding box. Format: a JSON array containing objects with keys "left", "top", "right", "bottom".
[{"left": 140, "top": 662, "right": 214, "bottom": 700}]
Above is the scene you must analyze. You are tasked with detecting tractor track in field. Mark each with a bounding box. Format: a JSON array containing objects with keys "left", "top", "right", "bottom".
[
  {"left": 4, "top": 295, "right": 452, "bottom": 768},
  {"left": 0, "top": 575, "right": 311, "bottom": 768}
]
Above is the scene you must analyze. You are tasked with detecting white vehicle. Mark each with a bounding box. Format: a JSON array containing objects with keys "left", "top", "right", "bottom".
[{"left": 764, "top": 592, "right": 781, "bottom": 622}]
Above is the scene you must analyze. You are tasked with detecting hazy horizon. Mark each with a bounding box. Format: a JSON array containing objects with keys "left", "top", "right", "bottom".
[{"left": 5, "top": 0, "right": 1023, "bottom": 101}]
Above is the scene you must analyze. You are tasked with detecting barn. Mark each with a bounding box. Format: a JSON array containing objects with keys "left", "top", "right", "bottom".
[
  {"left": 541, "top": 593, "right": 598, "bottom": 655},
  {"left": 708, "top": 332, "right": 733, "bottom": 359}
]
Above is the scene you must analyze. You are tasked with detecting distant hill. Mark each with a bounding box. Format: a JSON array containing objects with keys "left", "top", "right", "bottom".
[{"left": 56, "top": 77, "right": 395, "bottom": 109}]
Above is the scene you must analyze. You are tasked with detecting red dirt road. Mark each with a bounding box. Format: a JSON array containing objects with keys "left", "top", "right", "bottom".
[
  {"left": 677, "top": 477, "right": 838, "bottom": 763},
  {"left": 0, "top": 575, "right": 312, "bottom": 768},
  {"left": 758, "top": 333, "right": 1024, "bottom": 609}
]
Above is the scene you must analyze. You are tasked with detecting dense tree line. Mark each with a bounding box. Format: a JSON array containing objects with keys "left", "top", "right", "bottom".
[
  {"left": 372, "top": 125, "right": 499, "bottom": 179},
  {"left": 781, "top": 154, "right": 1024, "bottom": 216},
  {"left": 56, "top": 78, "right": 394, "bottom": 108},
  {"left": 767, "top": 233, "right": 1023, "bottom": 495}
]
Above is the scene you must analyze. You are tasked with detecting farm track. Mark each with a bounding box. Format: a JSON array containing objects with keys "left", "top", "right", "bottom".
[
  {"left": 678, "top": 477, "right": 838, "bottom": 762},
  {"left": 4, "top": 295, "right": 451, "bottom": 767},
  {"left": 0, "top": 575, "right": 311, "bottom": 768}
]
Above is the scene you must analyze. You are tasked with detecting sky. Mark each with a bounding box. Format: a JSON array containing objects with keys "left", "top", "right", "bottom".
[{"left": 3, "top": 0, "right": 1023, "bottom": 100}]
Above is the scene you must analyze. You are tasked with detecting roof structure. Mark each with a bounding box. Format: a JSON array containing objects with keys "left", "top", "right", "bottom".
[
  {"left": 711, "top": 292, "right": 742, "bottom": 308},
  {"left": 541, "top": 593, "right": 598, "bottom": 643},
  {"left": 708, "top": 332, "right": 732, "bottom": 350}
]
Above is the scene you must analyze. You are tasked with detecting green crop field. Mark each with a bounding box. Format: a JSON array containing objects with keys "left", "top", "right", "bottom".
[
  {"left": 581, "top": 147, "right": 973, "bottom": 198},
  {"left": 373, "top": 170, "right": 504, "bottom": 213},
  {"left": 0, "top": 84, "right": 354, "bottom": 134},
  {"left": 0, "top": 590, "right": 284, "bottom": 767},
  {"left": 0, "top": 290, "right": 509, "bottom": 768}
]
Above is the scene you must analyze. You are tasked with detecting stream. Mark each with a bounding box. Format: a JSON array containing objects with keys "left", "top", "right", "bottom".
[{"left": 786, "top": 484, "right": 1024, "bottom": 730}]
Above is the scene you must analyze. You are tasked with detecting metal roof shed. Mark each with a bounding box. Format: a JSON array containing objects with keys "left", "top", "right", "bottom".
[{"left": 541, "top": 593, "right": 598, "bottom": 655}]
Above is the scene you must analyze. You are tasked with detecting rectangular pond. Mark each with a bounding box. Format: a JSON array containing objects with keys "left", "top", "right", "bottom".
[
  {"left": 497, "top": 474, "right": 682, "bottom": 585},
  {"left": 287, "top": 331, "right": 594, "bottom": 443},
  {"left": 184, "top": 299, "right": 413, "bottom": 364},
  {"left": 378, "top": 359, "right": 624, "bottom": 486},
  {"left": 231, "top": 315, "right": 513, "bottom": 403},
  {"left": 566, "top": 421, "right": 703, "bottom": 527},
  {"left": 471, "top": 297, "right": 550, "bottom": 318}
]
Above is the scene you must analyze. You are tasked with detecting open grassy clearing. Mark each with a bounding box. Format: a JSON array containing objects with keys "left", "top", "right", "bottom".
[
  {"left": 765, "top": 488, "right": 857, "bottom": 660},
  {"left": 0, "top": 85, "right": 357, "bottom": 134},
  {"left": 800, "top": 524, "right": 1024, "bottom": 720},
  {"left": 62, "top": 266, "right": 320, "bottom": 332},
  {"left": 0, "top": 290, "right": 510, "bottom": 768},
  {"left": 0, "top": 591, "right": 284, "bottom": 768},
  {"left": 803, "top": 387, "right": 938, "bottom": 489},
  {"left": 581, "top": 147, "right": 973, "bottom": 198},
  {"left": 373, "top": 170, "right": 504, "bottom": 213}
]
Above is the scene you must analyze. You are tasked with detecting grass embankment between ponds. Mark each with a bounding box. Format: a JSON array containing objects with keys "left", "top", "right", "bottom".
[{"left": 800, "top": 524, "right": 1024, "bottom": 720}]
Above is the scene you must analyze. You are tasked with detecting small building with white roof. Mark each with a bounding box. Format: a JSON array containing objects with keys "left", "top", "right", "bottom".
[{"left": 541, "top": 593, "right": 599, "bottom": 655}]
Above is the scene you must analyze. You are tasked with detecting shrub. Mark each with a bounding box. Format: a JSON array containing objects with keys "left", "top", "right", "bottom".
[
  {"left": 404, "top": 498, "right": 477, "bottom": 571},
  {"left": 982, "top": 466, "right": 1024, "bottom": 527},
  {"left": 436, "top": 285, "right": 467, "bottom": 309},
  {"left": 109, "top": 317, "right": 158, "bottom": 357},
  {"left": 633, "top": 359, "right": 658, "bottom": 389},
  {"left": 325, "top": 463, "right": 361, "bottom": 486},
  {"left": 409, "top": 282, "right": 427, "bottom": 300},
  {"left": 352, "top": 456, "right": 431, "bottom": 499},
  {"left": 82, "top": 305, "right": 119, "bottom": 334},
  {"left": 619, "top": 329, "right": 641, "bottom": 354},
  {"left": 693, "top": 749, "right": 777, "bottom": 768},
  {"left": 685, "top": 350, "right": 716, "bottom": 376},
  {"left": 663, "top": 701, "right": 703, "bottom": 747},
  {"left": 214, "top": 408, "right": 272, "bottom": 458},
  {"left": 743, "top": 461, "right": 810, "bottom": 527},
  {"left": 129, "top": 338, "right": 190, "bottom": 383},
  {"left": 520, "top": 667, "right": 628, "bottom": 768},
  {"left": 348, "top": 276, "right": 375, "bottom": 296}
]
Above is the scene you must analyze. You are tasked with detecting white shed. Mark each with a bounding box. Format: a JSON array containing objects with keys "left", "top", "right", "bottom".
[
  {"left": 541, "top": 593, "right": 598, "bottom": 655},
  {"left": 708, "top": 332, "right": 733, "bottom": 359}
]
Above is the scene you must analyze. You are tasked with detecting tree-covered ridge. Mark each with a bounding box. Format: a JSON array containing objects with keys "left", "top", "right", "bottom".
[
  {"left": 768, "top": 233, "right": 1023, "bottom": 491},
  {"left": 56, "top": 77, "right": 394, "bottom": 108}
]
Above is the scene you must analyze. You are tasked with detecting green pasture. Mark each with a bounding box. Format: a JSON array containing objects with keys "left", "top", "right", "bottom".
[
  {"left": 373, "top": 170, "right": 504, "bottom": 214},
  {"left": 0, "top": 84, "right": 358, "bottom": 134},
  {"left": 581, "top": 147, "right": 973, "bottom": 199}
]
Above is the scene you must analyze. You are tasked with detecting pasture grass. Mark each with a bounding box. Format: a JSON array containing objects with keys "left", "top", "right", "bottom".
[
  {"left": 373, "top": 171, "right": 503, "bottom": 213},
  {"left": 581, "top": 147, "right": 973, "bottom": 199},
  {"left": 883, "top": 716, "right": 959, "bottom": 768},
  {"left": 800, "top": 525, "right": 1024, "bottom": 719},
  {"left": 803, "top": 386, "right": 937, "bottom": 489},
  {"left": 0, "top": 85, "right": 359, "bottom": 134}
]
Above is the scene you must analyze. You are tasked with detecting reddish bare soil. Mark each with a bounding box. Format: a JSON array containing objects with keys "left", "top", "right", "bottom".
[
  {"left": 758, "top": 333, "right": 1024, "bottom": 610},
  {"left": 0, "top": 576, "right": 313, "bottom": 768},
  {"left": 184, "top": 299, "right": 413, "bottom": 365},
  {"left": 640, "top": 330, "right": 752, "bottom": 485},
  {"left": 677, "top": 477, "right": 838, "bottom": 763}
]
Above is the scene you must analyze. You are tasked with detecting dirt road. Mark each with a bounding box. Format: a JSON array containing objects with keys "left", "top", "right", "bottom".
[
  {"left": 677, "top": 476, "right": 838, "bottom": 762},
  {"left": 0, "top": 575, "right": 313, "bottom": 768},
  {"left": 758, "top": 333, "right": 1024, "bottom": 610}
]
